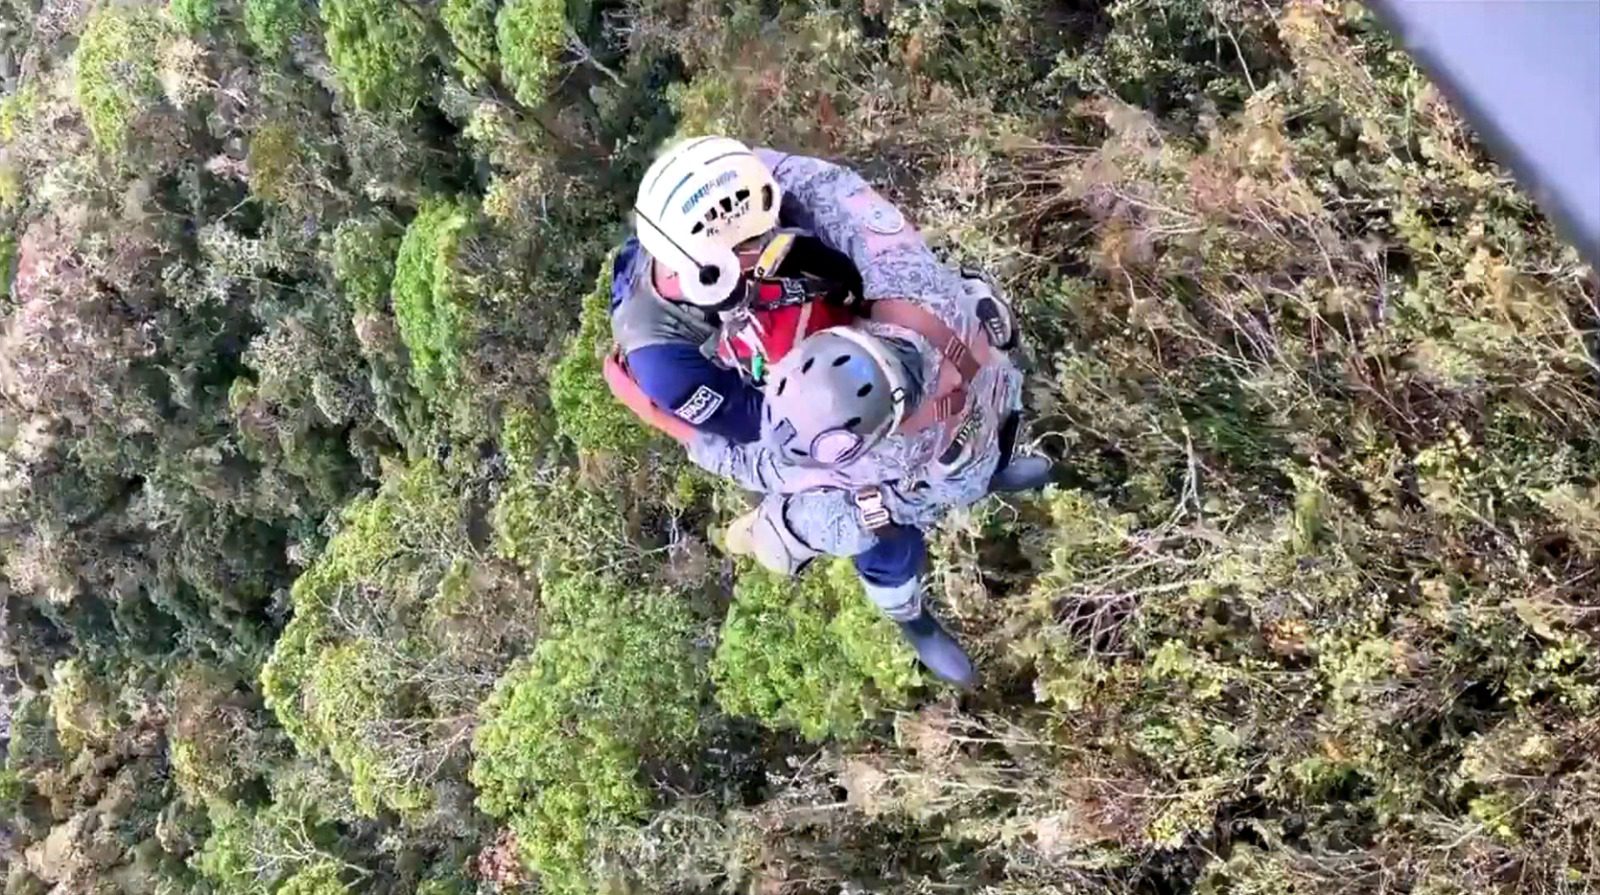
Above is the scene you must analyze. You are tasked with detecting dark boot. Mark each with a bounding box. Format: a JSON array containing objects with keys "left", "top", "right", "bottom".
[
  {"left": 989, "top": 455, "right": 1054, "bottom": 493},
  {"left": 898, "top": 607, "right": 976, "bottom": 688}
]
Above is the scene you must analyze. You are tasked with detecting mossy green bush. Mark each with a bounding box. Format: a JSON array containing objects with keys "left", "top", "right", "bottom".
[
  {"left": 493, "top": 465, "right": 633, "bottom": 578},
  {"left": 0, "top": 229, "right": 17, "bottom": 300},
  {"left": 712, "top": 560, "right": 918, "bottom": 741},
  {"left": 391, "top": 200, "right": 474, "bottom": 398},
  {"left": 0, "top": 766, "right": 23, "bottom": 813},
  {"left": 1049, "top": 0, "right": 1276, "bottom": 113},
  {"left": 0, "top": 83, "right": 37, "bottom": 145},
  {"left": 246, "top": 121, "right": 305, "bottom": 202},
  {"left": 260, "top": 461, "right": 463, "bottom": 819},
  {"left": 321, "top": 0, "right": 431, "bottom": 110},
  {"left": 496, "top": 0, "right": 568, "bottom": 105},
  {"left": 245, "top": 0, "right": 310, "bottom": 59},
  {"left": 470, "top": 575, "right": 704, "bottom": 893},
  {"left": 73, "top": 7, "right": 170, "bottom": 151},
  {"left": 441, "top": 0, "right": 498, "bottom": 86},
  {"left": 303, "top": 641, "right": 431, "bottom": 816},
  {"left": 549, "top": 256, "right": 654, "bottom": 457},
  {"left": 169, "top": 0, "right": 218, "bottom": 35},
  {"left": 277, "top": 862, "right": 350, "bottom": 895},
  {"left": 194, "top": 802, "right": 343, "bottom": 893},
  {"left": 329, "top": 216, "right": 401, "bottom": 314}
]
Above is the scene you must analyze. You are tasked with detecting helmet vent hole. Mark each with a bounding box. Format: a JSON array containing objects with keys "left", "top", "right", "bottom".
[
  {"left": 735, "top": 188, "right": 750, "bottom": 201},
  {"left": 720, "top": 197, "right": 734, "bottom": 212},
  {"left": 690, "top": 221, "right": 705, "bottom": 235},
  {"left": 801, "top": 358, "right": 815, "bottom": 374},
  {"left": 776, "top": 378, "right": 787, "bottom": 396},
  {"left": 761, "top": 185, "right": 774, "bottom": 211},
  {"left": 832, "top": 355, "right": 851, "bottom": 367},
  {"left": 857, "top": 383, "right": 873, "bottom": 397},
  {"left": 844, "top": 416, "right": 862, "bottom": 431}
]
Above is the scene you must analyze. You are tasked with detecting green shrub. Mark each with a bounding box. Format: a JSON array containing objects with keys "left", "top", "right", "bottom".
[
  {"left": 4, "top": 693, "right": 60, "bottom": 772},
  {"left": 1048, "top": 0, "right": 1277, "bottom": 114},
  {"left": 493, "top": 466, "right": 634, "bottom": 578},
  {"left": 0, "top": 766, "right": 23, "bottom": 812},
  {"left": 712, "top": 560, "right": 918, "bottom": 741},
  {"left": 498, "top": 405, "right": 547, "bottom": 477},
  {"left": 73, "top": 7, "right": 170, "bottom": 150},
  {"left": 0, "top": 163, "right": 18, "bottom": 209},
  {"left": 277, "top": 860, "right": 350, "bottom": 895},
  {"left": 471, "top": 575, "right": 704, "bottom": 893},
  {"left": 166, "top": 667, "right": 286, "bottom": 807},
  {"left": 193, "top": 805, "right": 264, "bottom": 891},
  {"left": 884, "top": 0, "right": 1063, "bottom": 103},
  {"left": 329, "top": 216, "right": 401, "bottom": 313},
  {"left": 303, "top": 641, "right": 431, "bottom": 816},
  {"left": 170, "top": 736, "right": 241, "bottom": 804},
  {"left": 48, "top": 657, "right": 121, "bottom": 753},
  {"left": 391, "top": 200, "right": 474, "bottom": 398},
  {"left": 664, "top": 76, "right": 735, "bottom": 139},
  {"left": 169, "top": 0, "right": 218, "bottom": 35},
  {"left": 260, "top": 461, "right": 464, "bottom": 819},
  {"left": 0, "top": 229, "right": 17, "bottom": 301},
  {"left": 245, "top": 0, "right": 310, "bottom": 59},
  {"left": 246, "top": 121, "right": 303, "bottom": 202},
  {"left": 194, "top": 802, "right": 345, "bottom": 893},
  {"left": 496, "top": 0, "right": 568, "bottom": 105},
  {"left": 0, "top": 82, "right": 38, "bottom": 144},
  {"left": 441, "top": 0, "right": 498, "bottom": 86},
  {"left": 549, "top": 256, "right": 653, "bottom": 456},
  {"left": 321, "top": 0, "right": 431, "bottom": 110}
]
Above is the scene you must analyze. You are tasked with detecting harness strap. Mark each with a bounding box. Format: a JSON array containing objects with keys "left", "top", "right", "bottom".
[
  {"left": 867, "top": 300, "right": 994, "bottom": 436},
  {"left": 900, "top": 388, "right": 969, "bottom": 434},
  {"left": 870, "top": 300, "right": 983, "bottom": 381}
]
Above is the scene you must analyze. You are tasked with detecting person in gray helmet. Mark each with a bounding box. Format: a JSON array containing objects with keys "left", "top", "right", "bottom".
[{"left": 697, "top": 260, "right": 1037, "bottom": 688}]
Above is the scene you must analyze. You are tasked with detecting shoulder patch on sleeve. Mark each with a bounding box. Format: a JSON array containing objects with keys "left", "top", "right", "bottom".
[
  {"left": 674, "top": 385, "right": 725, "bottom": 424},
  {"left": 864, "top": 201, "right": 906, "bottom": 235}
]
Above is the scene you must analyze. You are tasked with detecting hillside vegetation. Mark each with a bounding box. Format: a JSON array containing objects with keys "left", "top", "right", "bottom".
[{"left": 1, "top": 0, "right": 1597, "bottom": 893}]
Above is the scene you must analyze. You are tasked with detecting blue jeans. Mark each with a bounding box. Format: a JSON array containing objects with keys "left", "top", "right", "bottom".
[{"left": 853, "top": 523, "right": 925, "bottom": 620}]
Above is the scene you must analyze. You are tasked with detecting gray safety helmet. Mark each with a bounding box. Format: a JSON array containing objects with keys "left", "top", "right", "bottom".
[{"left": 761, "top": 327, "right": 910, "bottom": 468}]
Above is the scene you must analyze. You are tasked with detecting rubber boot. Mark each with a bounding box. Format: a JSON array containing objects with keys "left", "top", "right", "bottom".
[
  {"left": 898, "top": 607, "right": 976, "bottom": 688},
  {"left": 989, "top": 455, "right": 1054, "bottom": 493}
]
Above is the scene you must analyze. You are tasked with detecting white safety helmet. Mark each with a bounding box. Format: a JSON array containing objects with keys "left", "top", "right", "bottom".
[
  {"left": 761, "top": 326, "right": 911, "bottom": 468},
  {"left": 633, "top": 136, "right": 782, "bottom": 307}
]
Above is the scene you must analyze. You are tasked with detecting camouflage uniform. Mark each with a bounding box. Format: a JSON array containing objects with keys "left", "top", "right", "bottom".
[{"left": 686, "top": 151, "right": 1024, "bottom": 618}]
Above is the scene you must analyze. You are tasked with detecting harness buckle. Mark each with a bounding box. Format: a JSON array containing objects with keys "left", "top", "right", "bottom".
[{"left": 854, "top": 485, "right": 892, "bottom": 531}]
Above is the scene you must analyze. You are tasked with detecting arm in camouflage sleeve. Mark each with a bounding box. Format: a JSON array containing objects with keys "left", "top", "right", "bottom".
[
  {"left": 759, "top": 491, "right": 878, "bottom": 559},
  {"left": 697, "top": 423, "right": 1008, "bottom": 556},
  {"left": 753, "top": 149, "right": 967, "bottom": 317},
  {"left": 685, "top": 431, "right": 848, "bottom": 494},
  {"left": 687, "top": 430, "right": 939, "bottom": 556},
  {"left": 685, "top": 427, "right": 934, "bottom": 497},
  {"left": 768, "top": 483, "right": 956, "bottom": 561}
]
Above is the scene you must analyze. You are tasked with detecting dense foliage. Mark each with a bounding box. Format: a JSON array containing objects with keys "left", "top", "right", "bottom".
[
  {"left": 3, "top": 0, "right": 1597, "bottom": 893},
  {"left": 713, "top": 560, "right": 918, "bottom": 742}
]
